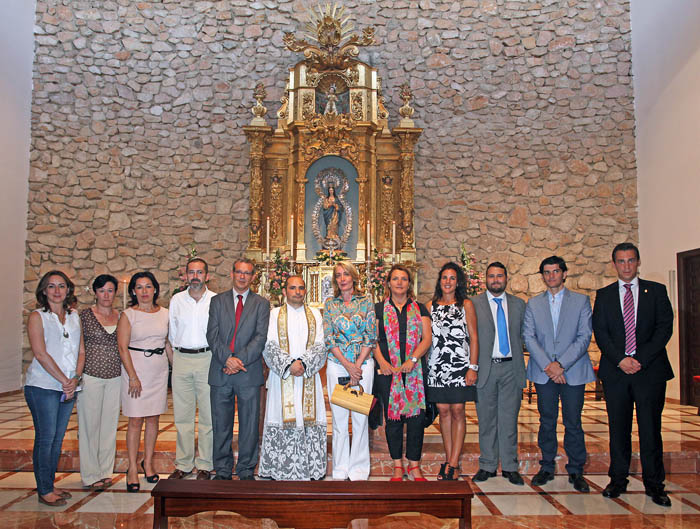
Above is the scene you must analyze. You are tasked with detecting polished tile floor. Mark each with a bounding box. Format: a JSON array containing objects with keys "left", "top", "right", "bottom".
[{"left": 1, "top": 390, "right": 700, "bottom": 528}]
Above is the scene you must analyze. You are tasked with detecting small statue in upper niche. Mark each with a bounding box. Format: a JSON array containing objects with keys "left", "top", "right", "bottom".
[{"left": 324, "top": 83, "right": 338, "bottom": 115}]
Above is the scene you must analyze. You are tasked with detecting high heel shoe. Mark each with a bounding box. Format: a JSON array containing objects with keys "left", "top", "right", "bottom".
[
  {"left": 126, "top": 468, "right": 140, "bottom": 493},
  {"left": 389, "top": 463, "right": 405, "bottom": 482},
  {"left": 140, "top": 460, "right": 160, "bottom": 483},
  {"left": 407, "top": 464, "right": 428, "bottom": 482},
  {"left": 444, "top": 465, "right": 460, "bottom": 481},
  {"left": 437, "top": 462, "right": 448, "bottom": 481}
]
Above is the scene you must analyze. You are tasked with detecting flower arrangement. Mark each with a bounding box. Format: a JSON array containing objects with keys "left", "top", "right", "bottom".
[
  {"left": 171, "top": 244, "right": 199, "bottom": 297},
  {"left": 316, "top": 248, "right": 347, "bottom": 266},
  {"left": 459, "top": 243, "right": 485, "bottom": 297},
  {"left": 268, "top": 249, "right": 292, "bottom": 302},
  {"left": 364, "top": 248, "right": 390, "bottom": 301}
]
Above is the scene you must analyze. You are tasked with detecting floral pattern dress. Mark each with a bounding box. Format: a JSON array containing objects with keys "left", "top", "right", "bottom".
[{"left": 426, "top": 303, "right": 477, "bottom": 403}]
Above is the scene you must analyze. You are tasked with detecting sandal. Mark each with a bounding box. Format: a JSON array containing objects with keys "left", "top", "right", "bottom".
[
  {"left": 407, "top": 464, "right": 428, "bottom": 482},
  {"left": 445, "top": 465, "right": 460, "bottom": 481},
  {"left": 390, "top": 463, "right": 404, "bottom": 482},
  {"left": 437, "top": 462, "right": 448, "bottom": 480},
  {"left": 87, "top": 479, "right": 106, "bottom": 492},
  {"left": 38, "top": 494, "right": 67, "bottom": 507}
]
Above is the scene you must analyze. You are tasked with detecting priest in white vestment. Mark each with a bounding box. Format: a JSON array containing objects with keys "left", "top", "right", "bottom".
[{"left": 259, "top": 276, "right": 327, "bottom": 480}]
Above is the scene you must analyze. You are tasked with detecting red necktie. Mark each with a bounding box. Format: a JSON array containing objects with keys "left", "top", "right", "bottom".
[
  {"left": 229, "top": 294, "right": 243, "bottom": 355},
  {"left": 623, "top": 284, "right": 636, "bottom": 355}
]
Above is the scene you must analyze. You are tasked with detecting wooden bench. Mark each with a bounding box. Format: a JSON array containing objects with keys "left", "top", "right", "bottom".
[{"left": 151, "top": 479, "right": 473, "bottom": 529}]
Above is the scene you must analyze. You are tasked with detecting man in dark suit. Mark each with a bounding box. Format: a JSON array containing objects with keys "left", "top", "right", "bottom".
[
  {"left": 592, "top": 242, "right": 674, "bottom": 506},
  {"left": 471, "top": 262, "right": 527, "bottom": 485},
  {"left": 524, "top": 256, "right": 594, "bottom": 492},
  {"left": 207, "top": 258, "right": 270, "bottom": 480}
]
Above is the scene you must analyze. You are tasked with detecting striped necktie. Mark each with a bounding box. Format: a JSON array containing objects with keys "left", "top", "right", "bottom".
[{"left": 623, "top": 284, "right": 636, "bottom": 355}]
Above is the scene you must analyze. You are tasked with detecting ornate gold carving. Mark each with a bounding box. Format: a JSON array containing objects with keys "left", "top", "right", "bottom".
[
  {"left": 380, "top": 162, "right": 394, "bottom": 247},
  {"left": 251, "top": 83, "right": 268, "bottom": 126},
  {"left": 302, "top": 92, "right": 315, "bottom": 120},
  {"left": 244, "top": 129, "right": 270, "bottom": 249},
  {"left": 301, "top": 113, "right": 358, "bottom": 162},
  {"left": 394, "top": 132, "right": 420, "bottom": 249},
  {"left": 350, "top": 92, "right": 363, "bottom": 121},
  {"left": 346, "top": 66, "right": 359, "bottom": 86},
  {"left": 377, "top": 76, "right": 388, "bottom": 120},
  {"left": 283, "top": 3, "right": 377, "bottom": 72},
  {"left": 398, "top": 83, "right": 415, "bottom": 127},
  {"left": 269, "top": 170, "right": 283, "bottom": 244},
  {"left": 276, "top": 81, "right": 289, "bottom": 120}
]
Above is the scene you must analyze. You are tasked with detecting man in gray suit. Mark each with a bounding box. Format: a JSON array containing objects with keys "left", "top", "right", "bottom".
[
  {"left": 523, "top": 256, "right": 594, "bottom": 492},
  {"left": 471, "top": 262, "right": 526, "bottom": 485},
  {"left": 207, "top": 258, "right": 270, "bottom": 480}
]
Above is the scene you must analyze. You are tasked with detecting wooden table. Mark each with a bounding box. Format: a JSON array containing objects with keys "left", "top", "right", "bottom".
[{"left": 152, "top": 479, "right": 472, "bottom": 529}]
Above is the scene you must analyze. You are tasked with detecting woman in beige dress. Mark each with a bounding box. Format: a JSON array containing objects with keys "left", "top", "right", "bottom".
[{"left": 117, "top": 271, "right": 172, "bottom": 492}]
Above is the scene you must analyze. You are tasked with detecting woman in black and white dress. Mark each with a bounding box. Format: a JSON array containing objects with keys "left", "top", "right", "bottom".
[{"left": 426, "top": 262, "right": 479, "bottom": 480}]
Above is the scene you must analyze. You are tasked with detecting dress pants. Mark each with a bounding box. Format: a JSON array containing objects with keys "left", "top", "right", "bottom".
[
  {"left": 534, "top": 380, "right": 586, "bottom": 475},
  {"left": 375, "top": 372, "right": 425, "bottom": 461},
  {"left": 77, "top": 374, "right": 121, "bottom": 486},
  {"left": 172, "top": 350, "right": 213, "bottom": 472},
  {"left": 475, "top": 361, "right": 521, "bottom": 472},
  {"left": 210, "top": 383, "right": 260, "bottom": 479},
  {"left": 603, "top": 378, "right": 667, "bottom": 489},
  {"left": 326, "top": 359, "right": 374, "bottom": 480}
]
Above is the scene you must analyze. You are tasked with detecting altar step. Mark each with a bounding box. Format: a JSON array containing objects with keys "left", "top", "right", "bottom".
[{"left": 2, "top": 391, "right": 700, "bottom": 477}]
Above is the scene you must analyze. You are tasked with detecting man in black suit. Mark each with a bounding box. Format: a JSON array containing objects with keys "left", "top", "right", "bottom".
[
  {"left": 592, "top": 242, "right": 674, "bottom": 506},
  {"left": 207, "top": 258, "right": 270, "bottom": 480}
]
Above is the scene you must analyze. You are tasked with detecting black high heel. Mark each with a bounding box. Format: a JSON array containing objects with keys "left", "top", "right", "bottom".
[
  {"left": 140, "top": 460, "right": 160, "bottom": 483},
  {"left": 126, "top": 468, "right": 140, "bottom": 493}
]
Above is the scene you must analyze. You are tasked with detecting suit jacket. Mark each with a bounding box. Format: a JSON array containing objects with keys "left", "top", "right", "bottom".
[
  {"left": 207, "top": 289, "right": 271, "bottom": 387},
  {"left": 523, "top": 287, "right": 594, "bottom": 386},
  {"left": 592, "top": 278, "right": 673, "bottom": 385},
  {"left": 471, "top": 292, "right": 527, "bottom": 389}
]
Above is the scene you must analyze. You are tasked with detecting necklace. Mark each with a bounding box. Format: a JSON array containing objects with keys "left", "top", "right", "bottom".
[{"left": 56, "top": 313, "right": 69, "bottom": 339}]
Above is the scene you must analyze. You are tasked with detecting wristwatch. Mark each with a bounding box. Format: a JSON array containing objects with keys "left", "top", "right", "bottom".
[
  {"left": 410, "top": 357, "right": 419, "bottom": 364},
  {"left": 467, "top": 364, "right": 479, "bottom": 372}
]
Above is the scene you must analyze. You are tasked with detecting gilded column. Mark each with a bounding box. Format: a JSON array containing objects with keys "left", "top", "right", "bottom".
[{"left": 244, "top": 127, "right": 272, "bottom": 253}]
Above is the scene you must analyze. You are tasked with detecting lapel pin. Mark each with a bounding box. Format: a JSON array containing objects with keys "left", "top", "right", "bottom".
[{"left": 644, "top": 289, "right": 648, "bottom": 293}]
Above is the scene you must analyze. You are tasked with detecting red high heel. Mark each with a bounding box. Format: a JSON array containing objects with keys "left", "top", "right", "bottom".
[
  {"left": 390, "top": 463, "right": 405, "bottom": 482},
  {"left": 408, "top": 465, "right": 428, "bottom": 482}
]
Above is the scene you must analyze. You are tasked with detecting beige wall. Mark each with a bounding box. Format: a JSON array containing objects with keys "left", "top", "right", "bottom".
[
  {"left": 632, "top": 0, "right": 700, "bottom": 400},
  {"left": 0, "top": 0, "right": 34, "bottom": 392}
]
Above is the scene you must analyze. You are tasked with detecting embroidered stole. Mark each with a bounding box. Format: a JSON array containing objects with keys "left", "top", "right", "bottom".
[
  {"left": 383, "top": 300, "right": 425, "bottom": 420},
  {"left": 278, "top": 304, "right": 316, "bottom": 424}
]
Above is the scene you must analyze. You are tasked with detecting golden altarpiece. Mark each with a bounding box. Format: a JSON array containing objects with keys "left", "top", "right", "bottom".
[{"left": 243, "top": 5, "right": 421, "bottom": 305}]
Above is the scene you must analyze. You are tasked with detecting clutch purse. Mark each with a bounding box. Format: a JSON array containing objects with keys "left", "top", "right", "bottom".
[{"left": 330, "top": 383, "right": 376, "bottom": 415}]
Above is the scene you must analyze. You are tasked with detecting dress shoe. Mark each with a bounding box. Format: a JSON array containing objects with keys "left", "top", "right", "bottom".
[
  {"left": 602, "top": 480, "right": 628, "bottom": 498},
  {"left": 472, "top": 469, "right": 496, "bottom": 482},
  {"left": 502, "top": 470, "right": 524, "bottom": 485},
  {"left": 569, "top": 473, "right": 590, "bottom": 493},
  {"left": 213, "top": 474, "right": 232, "bottom": 480},
  {"left": 196, "top": 469, "right": 212, "bottom": 480},
  {"left": 239, "top": 474, "right": 255, "bottom": 481},
  {"left": 168, "top": 469, "right": 191, "bottom": 480},
  {"left": 531, "top": 469, "right": 554, "bottom": 487},
  {"left": 646, "top": 489, "right": 672, "bottom": 507}
]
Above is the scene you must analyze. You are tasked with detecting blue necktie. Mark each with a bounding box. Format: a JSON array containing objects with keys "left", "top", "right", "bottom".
[{"left": 494, "top": 298, "right": 510, "bottom": 356}]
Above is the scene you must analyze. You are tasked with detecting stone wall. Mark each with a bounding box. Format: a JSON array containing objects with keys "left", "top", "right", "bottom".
[{"left": 26, "top": 0, "right": 636, "bottom": 360}]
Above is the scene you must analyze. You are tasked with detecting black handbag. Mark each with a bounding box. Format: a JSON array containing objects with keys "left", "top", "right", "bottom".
[{"left": 421, "top": 354, "right": 438, "bottom": 428}]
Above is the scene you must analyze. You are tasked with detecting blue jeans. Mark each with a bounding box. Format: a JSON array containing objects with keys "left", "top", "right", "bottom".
[
  {"left": 24, "top": 385, "right": 75, "bottom": 495},
  {"left": 534, "top": 380, "right": 586, "bottom": 475}
]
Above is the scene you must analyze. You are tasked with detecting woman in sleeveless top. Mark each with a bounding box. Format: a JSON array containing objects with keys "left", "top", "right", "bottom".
[
  {"left": 426, "top": 262, "right": 480, "bottom": 480},
  {"left": 25, "top": 270, "right": 84, "bottom": 507},
  {"left": 117, "top": 271, "right": 172, "bottom": 492},
  {"left": 77, "top": 274, "right": 121, "bottom": 491}
]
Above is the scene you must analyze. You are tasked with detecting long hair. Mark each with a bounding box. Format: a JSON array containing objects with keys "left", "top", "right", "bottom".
[
  {"left": 331, "top": 261, "right": 363, "bottom": 298},
  {"left": 36, "top": 270, "right": 75, "bottom": 313},
  {"left": 127, "top": 271, "right": 160, "bottom": 307},
  {"left": 432, "top": 261, "right": 468, "bottom": 305},
  {"left": 385, "top": 264, "right": 415, "bottom": 300}
]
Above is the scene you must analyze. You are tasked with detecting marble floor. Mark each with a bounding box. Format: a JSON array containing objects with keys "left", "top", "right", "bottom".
[{"left": 1, "top": 390, "right": 700, "bottom": 528}]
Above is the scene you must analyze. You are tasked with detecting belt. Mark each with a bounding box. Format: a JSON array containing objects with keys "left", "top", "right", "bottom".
[
  {"left": 176, "top": 346, "right": 210, "bottom": 354},
  {"left": 492, "top": 357, "right": 512, "bottom": 363},
  {"left": 129, "top": 346, "right": 164, "bottom": 357}
]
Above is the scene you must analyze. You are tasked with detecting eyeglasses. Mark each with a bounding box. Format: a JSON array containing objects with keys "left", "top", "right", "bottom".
[{"left": 234, "top": 270, "right": 254, "bottom": 277}]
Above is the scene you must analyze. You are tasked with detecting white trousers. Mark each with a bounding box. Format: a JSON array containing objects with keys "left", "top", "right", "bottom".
[
  {"left": 326, "top": 359, "right": 374, "bottom": 480},
  {"left": 172, "top": 350, "right": 213, "bottom": 472},
  {"left": 77, "top": 374, "right": 121, "bottom": 486}
]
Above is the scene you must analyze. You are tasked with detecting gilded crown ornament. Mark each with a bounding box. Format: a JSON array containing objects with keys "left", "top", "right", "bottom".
[{"left": 283, "top": 3, "right": 377, "bottom": 72}]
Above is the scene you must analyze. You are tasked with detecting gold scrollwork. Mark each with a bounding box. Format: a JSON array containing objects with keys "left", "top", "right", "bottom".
[
  {"left": 350, "top": 92, "right": 363, "bottom": 121},
  {"left": 269, "top": 170, "right": 283, "bottom": 244},
  {"left": 302, "top": 92, "right": 315, "bottom": 121},
  {"left": 301, "top": 113, "right": 358, "bottom": 162}
]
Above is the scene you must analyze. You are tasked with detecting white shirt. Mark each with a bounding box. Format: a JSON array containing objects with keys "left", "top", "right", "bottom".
[
  {"left": 168, "top": 287, "right": 216, "bottom": 349},
  {"left": 232, "top": 288, "right": 250, "bottom": 313},
  {"left": 486, "top": 290, "right": 512, "bottom": 359},
  {"left": 618, "top": 277, "right": 639, "bottom": 356}
]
